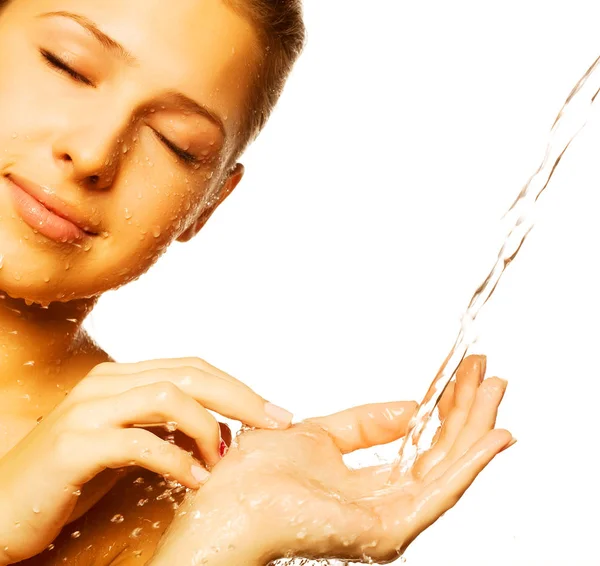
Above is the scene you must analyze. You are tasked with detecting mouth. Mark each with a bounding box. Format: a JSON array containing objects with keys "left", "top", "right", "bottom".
[{"left": 3, "top": 173, "right": 100, "bottom": 244}]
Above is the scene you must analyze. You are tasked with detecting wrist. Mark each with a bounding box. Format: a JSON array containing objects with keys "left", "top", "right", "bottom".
[{"left": 148, "top": 489, "right": 273, "bottom": 566}]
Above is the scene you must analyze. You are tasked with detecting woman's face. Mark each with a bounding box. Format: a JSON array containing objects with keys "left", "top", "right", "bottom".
[{"left": 0, "top": 0, "right": 258, "bottom": 304}]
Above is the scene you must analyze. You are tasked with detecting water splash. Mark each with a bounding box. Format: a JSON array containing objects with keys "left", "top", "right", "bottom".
[{"left": 389, "top": 53, "right": 600, "bottom": 480}]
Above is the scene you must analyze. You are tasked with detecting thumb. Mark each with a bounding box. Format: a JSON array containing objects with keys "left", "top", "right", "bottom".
[{"left": 306, "top": 401, "right": 417, "bottom": 454}]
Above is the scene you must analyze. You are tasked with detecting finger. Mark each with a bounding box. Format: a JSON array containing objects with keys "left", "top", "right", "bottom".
[
  {"left": 75, "top": 367, "right": 293, "bottom": 429},
  {"left": 90, "top": 358, "right": 252, "bottom": 393},
  {"left": 431, "top": 381, "right": 456, "bottom": 446},
  {"left": 306, "top": 401, "right": 417, "bottom": 454},
  {"left": 405, "top": 429, "right": 513, "bottom": 543},
  {"left": 425, "top": 377, "right": 507, "bottom": 484},
  {"left": 65, "top": 383, "right": 222, "bottom": 467},
  {"left": 437, "top": 381, "right": 455, "bottom": 421},
  {"left": 413, "top": 355, "right": 485, "bottom": 477},
  {"left": 59, "top": 428, "right": 211, "bottom": 489}
]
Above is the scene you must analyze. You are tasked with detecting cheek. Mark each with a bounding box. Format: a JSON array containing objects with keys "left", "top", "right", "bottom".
[{"left": 101, "top": 164, "right": 205, "bottom": 268}]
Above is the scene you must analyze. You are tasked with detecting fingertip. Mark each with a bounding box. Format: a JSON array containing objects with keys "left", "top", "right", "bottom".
[
  {"left": 190, "top": 464, "right": 211, "bottom": 487},
  {"left": 264, "top": 402, "right": 294, "bottom": 428}
]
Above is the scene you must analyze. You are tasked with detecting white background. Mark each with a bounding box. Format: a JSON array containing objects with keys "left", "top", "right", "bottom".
[{"left": 86, "top": 2, "right": 600, "bottom": 565}]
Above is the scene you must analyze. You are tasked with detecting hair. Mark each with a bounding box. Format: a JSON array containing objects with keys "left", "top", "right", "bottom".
[
  {"left": 0, "top": 0, "right": 306, "bottom": 164},
  {"left": 224, "top": 0, "right": 306, "bottom": 161}
]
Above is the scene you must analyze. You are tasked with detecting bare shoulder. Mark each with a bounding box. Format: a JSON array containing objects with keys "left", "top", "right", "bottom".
[{"left": 22, "top": 469, "right": 185, "bottom": 566}]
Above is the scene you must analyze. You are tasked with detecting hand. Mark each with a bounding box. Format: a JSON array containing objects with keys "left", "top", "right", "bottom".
[
  {"left": 0, "top": 357, "right": 292, "bottom": 565},
  {"left": 153, "top": 355, "right": 513, "bottom": 565}
]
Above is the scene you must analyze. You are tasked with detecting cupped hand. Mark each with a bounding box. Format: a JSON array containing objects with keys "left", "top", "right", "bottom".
[
  {"left": 156, "top": 355, "right": 513, "bottom": 565},
  {"left": 0, "top": 357, "right": 292, "bottom": 565}
]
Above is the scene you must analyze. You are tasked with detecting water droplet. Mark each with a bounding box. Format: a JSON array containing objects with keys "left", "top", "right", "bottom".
[
  {"left": 36, "top": 415, "right": 44, "bottom": 424},
  {"left": 23, "top": 360, "right": 35, "bottom": 367},
  {"left": 130, "top": 527, "right": 143, "bottom": 538},
  {"left": 137, "top": 498, "right": 148, "bottom": 507},
  {"left": 47, "top": 543, "right": 55, "bottom": 551},
  {"left": 133, "top": 477, "right": 145, "bottom": 485},
  {"left": 32, "top": 507, "right": 40, "bottom": 514},
  {"left": 141, "top": 448, "right": 151, "bottom": 458},
  {"left": 164, "top": 421, "right": 178, "bottom": 433},
  {"left": 72, "top": 489, "right": 81, "bottom": 496},
  {"left": 70, "top": 531, "right": 81, "bottom": 539},
  {"left": 152, "top": 521, "right": 161, "bottom": 529},
  {"left": 151, "top": 226, "right": 161, "bottom": 238},
  {"left": 124, "top": 208, "right": 133, "bottom": 220},
  {"left": 111, "top": 514, "right": 125, "bottom": 524}
]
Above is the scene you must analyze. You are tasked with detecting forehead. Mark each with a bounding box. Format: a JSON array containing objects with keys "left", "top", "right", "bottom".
[{"left": 19, "top": 0, "right": 261, "bottom": 141}]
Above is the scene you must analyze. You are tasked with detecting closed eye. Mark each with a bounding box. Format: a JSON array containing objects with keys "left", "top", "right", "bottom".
[
  {"left": 152, "top": 130, "right": 199, "bottom": 165},
  {"left": 40, "top": 49, "right": 95, "bottom": 87}
]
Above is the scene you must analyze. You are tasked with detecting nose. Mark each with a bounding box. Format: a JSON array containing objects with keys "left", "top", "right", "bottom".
[{"left": 52, "top": 110, "right": 131, "bottom": 191}]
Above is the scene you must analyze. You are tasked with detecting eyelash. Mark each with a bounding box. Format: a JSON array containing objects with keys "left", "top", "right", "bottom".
[
  {"left": 41, "top": 49, "right": 200, "bottom": 166},
  {"left": 40, "top": 49, "right": 95, "bottom": 87},
  {"left": 153, "top": 131, "right": 199, "bottom": 165}
]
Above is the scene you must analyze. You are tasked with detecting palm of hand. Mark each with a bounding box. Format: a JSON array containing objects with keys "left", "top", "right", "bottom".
[{"left": 170, "top": 356, "right": 513, "bottom": 564}]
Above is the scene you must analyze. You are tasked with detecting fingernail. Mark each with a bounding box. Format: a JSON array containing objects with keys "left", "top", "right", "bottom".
[
  {"left": 507, "top": 437, "right": 517, "bottom": 448},
  {"left": 264, "top": 402, "right": 293, "bottom": 427},
  {"left": 191, "top": 465, "right": 211, "bottom": 484},
  {"left": 219, "top": 439, "right": 228, "bottom": 458}
]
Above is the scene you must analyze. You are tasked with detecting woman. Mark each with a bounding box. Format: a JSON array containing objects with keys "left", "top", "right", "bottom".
[{"left": 0, "top": 0, "right": 514, "bottom": 564}]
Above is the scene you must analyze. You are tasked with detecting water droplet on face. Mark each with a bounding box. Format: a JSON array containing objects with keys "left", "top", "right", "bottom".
[
  {"left": 130, "top": 527, "right": 143, "bottom": 538},
  {"left": 32, "top": 507, "right": 40, "bottom": 514},
  {"left": 111, "top": 514, "right": 125, "bottom": 524},
  {"left": 72, "top": 489, "right": 81, "bottom": 496},
  {"left": 152, "top": 521, "right": 161, "bottom": 529},
  {"left": 23, "top": 360, "right": 35, "bottom": 367},
  {"left": 133, "top": 477, "right": 145, "bottom": 484},
  {"left": 36, "top": 415, "right": 44, "bottom": 424},
  {"left": 164, "top": 421, "right": 178, "bottom": 433},
  {"left": 70, "top": 531, "right": 81, "bottom": 539},
  {"left": 141, "top": 448, "right": 151, "bottom": 459},
  {"left": 47, "top": 543, "right": 55, "bottom": 551},
  {"left": 137, "top": 498, "right": 149, "bottom": 507},
  {"left": 151, "top": 226, "right": 161, "bottom": 238}
]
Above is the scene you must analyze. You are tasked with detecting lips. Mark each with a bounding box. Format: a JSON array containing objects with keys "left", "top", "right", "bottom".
[{"left": 4, "top": 173, "right": 99, "bottom": 244}]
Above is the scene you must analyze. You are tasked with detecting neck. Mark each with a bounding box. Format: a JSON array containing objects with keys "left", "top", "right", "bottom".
[{"left": 0, "top": 290, "right": 97, "bottom": 384}]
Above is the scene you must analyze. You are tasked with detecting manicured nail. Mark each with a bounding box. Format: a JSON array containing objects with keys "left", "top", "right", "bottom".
[
  {"left": 506, "top": 438, "right": 517, "bottom": 448},
  {"left": 264, "top": 403, "right": 293, "bottom": 427},
  {"left": 191, "top": 465, "right": 210, "bottom": 484},
  {"left": 219, "top": 439, "right": 228, "bottom": 458}
]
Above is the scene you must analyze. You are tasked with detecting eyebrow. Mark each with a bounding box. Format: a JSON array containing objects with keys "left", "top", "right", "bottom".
[
  {"left": 162, "top": 91, "right": 226, "bottom": 138},
  {"left": 38, "top": 11, "right": 137, "bottom": 64},
  {"left": 37, "top": 11, "right": 227, "bottom": 138}
]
